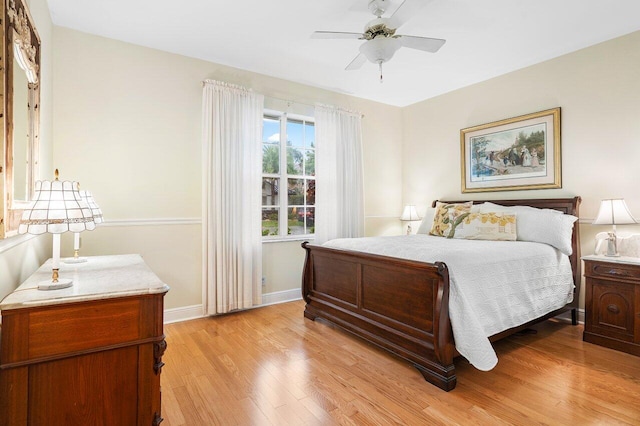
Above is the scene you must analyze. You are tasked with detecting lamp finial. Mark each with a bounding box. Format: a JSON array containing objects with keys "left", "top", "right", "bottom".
[{"left": 54, "top": 169, "right": 59, "bottom": 180}]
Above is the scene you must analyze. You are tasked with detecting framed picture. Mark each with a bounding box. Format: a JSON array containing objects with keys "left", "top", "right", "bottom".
[{"left": 460, "top": 107, "right": 561, "bottom": 193}]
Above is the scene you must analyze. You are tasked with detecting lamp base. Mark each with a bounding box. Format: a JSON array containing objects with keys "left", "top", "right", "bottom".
[
  {"left": 605, "top": 234, "right": 619, "bottom": 257},
  {"left": 64, "top": 257, "right": 88, "bottom": 264},
  {"left": 37, "top": 278, "right": 73, "bottom": 291}
]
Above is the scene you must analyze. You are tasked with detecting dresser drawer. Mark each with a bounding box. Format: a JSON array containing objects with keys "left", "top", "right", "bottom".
[
  {"left": 586, "top": 261, "right": 640, "bottom": 282},
  {"left": 27, "top": 298, "right": 142, "bottom": 360},
  {"left": 1, "top": 297, "right": 154, "bottom": 365}
]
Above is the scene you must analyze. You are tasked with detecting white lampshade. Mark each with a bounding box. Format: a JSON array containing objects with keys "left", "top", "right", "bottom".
[
  {"left": 19, "top": 179, "right": 96, "bottom": 235},
  {"left": 80, "top": 190, "right": 104, "bottom": 224},
  {"left": 400, "top": 205, "right": 421, "bottom": 221},
  {"left": 359, "top": 36, "right": 402, "bottom": 64},
  {"left": 592, "top": 199, "right": 637, "bottom": 226}
]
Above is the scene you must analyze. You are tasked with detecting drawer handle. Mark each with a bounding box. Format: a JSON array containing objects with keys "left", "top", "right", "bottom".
[
  {"left": 605, "top": 268, "right": 630, "bottom": 276},
  {"left": 592, "top": 265, "right": 637, "bottom": 277},
  {"left": 153, "top": 412, "right": 164, "bottom": 425},
  {"left": 607, "top": 304, "right": 620, "bottom": 314},
  {"left": 154, "top": 339, "right": 168, "bottom": 375}
]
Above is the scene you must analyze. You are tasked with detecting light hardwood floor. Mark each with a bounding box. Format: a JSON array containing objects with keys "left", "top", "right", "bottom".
[{"left": 161, "top": 300, "right": 640, "bottom": 425}]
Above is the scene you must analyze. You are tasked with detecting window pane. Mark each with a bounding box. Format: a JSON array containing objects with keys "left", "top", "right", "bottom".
[
  {"left": 286, "top": 119, "right": 304, "bottom": 148},
  {"left": 305, "top": 207, "right": 315, "bottom": 234},
  {"left": 263, "top": 117, "right": 280, "bottom": 144},
  {"left": 305, "top": 122, "right": 315, "bottom": 149},
  {"left": 262, "top": 208, "right": 279, "bottom": 236},
  {"left": 304, "top": 149, "right": 315, "bottom": 176},
  {"left": 263, "top": 116, "right": 280, "bottom": 174},
  {"left": 288, "top": 207, "right": 305, "bottom": 235},
  {"left": 306, "top": 179, "right": 315, "bottom": 205},
  {"left": 287, "top": 179, "right": 304, "bottom": 205},
  {"left": 262, "top": 144, "right": 280, "bottom": 174},
  {"left": 287, "top": 147, "right": 303, "bottom": 175},
  {"left": 287, "top": 207, "right": 315, "bottom": 235},
  {"left": 262, "top": 178, "right": 279, "bottom": 206}
]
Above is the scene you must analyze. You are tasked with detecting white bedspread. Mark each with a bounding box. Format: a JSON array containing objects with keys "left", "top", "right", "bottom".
[{"left": 323, "top": 234, "right": 574, "bottom": 371}]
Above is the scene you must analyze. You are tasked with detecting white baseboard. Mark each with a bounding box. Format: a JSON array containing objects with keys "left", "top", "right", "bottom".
[
  {"left": 260, "top": 288, "right": 303, "bottom": 306},
  {"left": 163, "top": 289, "right": 303, "bottom": 324},
  {"left": 164, "top": 304, "right": 204, "bottom": 324}
]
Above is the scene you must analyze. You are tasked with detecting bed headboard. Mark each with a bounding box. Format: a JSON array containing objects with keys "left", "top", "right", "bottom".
[{"left": 432, "top": 197, "right": 582, "bottom": 311}]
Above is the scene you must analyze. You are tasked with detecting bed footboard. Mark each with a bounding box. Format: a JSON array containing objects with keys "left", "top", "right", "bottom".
[{"left": 301, "top": 242, "right": 457, "bottom": 391}]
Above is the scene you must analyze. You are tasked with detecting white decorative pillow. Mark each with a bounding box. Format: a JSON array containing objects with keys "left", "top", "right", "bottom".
[
  {"left": 417, "top": 208, "right": 436, "bottom": 234},
  {"left": 430, "top": 202, "right": 473, "bottom": 238},
  {"left": 453, "top": 212, "right": 517, "bottom": 241},
  {"left": 478, "top": 202, "right": 578, "bottom": 255}
]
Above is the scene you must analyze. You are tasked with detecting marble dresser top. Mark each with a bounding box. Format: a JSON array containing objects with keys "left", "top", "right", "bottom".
[
  {"left": 0, "top": 254, "right": 170, "bottom": 311},
  {"left": 582, "top": 254, "right": 640, "bottom": 266}
]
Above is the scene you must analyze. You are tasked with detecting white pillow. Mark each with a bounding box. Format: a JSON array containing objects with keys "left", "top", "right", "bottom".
[
  {"left": 478, "top": 202, "right": 578, "bottom": 255},
  {"left": 417, "top": 208, "right": 436, "bottom": 234}
]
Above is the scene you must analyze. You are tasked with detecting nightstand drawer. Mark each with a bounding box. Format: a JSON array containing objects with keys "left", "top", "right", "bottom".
[{"left": 586, "top": 261, "right": 640, "bottom": 282}]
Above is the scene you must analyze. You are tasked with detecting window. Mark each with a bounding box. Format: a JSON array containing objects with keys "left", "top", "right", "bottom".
[{"left": 262, "top": 112, "right": 315, "bottom": 238}]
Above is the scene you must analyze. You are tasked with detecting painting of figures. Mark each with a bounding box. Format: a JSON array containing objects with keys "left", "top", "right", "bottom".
[{"left": 461, "top": 108, "right": 561, "bottom": 192}]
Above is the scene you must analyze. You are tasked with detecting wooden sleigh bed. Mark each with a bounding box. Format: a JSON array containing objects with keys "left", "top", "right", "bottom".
[{"left": 301, "top": 197, "right": 581, "bottom": 391}]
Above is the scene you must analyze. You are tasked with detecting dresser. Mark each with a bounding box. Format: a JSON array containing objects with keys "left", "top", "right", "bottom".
[
  {"left": 582, "top": 255, "right": 640, "bottom": 356},
  {"left": 0, "top": 254, "right": 170, "bottom": 425}
]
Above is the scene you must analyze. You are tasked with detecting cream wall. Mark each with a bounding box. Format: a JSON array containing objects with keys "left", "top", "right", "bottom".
[
  {"left": 402, "top": 31, "right": 640, "bottom": 308},
  {"left": 20, "top": 17, "right": 632, "bottom": 313},
  {"left": 0, "top": 0, "right": 53, "bottom": 303},
  {"left": 52, "top": 27, "right": 403, "bottom": 310}
]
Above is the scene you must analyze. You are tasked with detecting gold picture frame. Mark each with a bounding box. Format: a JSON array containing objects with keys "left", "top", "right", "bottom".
[{"left": 460, "top": 107, "right": 561, "bottom": 193}]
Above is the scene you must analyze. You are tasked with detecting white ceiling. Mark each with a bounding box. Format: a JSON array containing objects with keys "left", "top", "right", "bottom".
[{"left": 47, "top": 0, "right": 640, "bottom": 107}]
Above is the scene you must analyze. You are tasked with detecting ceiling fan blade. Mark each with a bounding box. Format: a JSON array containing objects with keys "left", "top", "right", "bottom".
[
  {"left": 398, "top": 35, "right": 446, "bottom": 53},
  {"left": 311, "top": 31, "right": 363, "bottom": 40},
  {"left": 388, "top": 0, "right": 433, "bottom": 29},
  {"left": 345, "top": 53, "right": 367, "bottom": 70}
]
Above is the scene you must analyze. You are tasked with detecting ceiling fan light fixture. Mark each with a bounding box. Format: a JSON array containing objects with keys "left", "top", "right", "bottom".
[{"left": 359, "top": 36, "right": 401, "bottom": 64}]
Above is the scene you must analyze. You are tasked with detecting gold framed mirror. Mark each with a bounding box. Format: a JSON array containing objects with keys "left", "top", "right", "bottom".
[{"left": 1, "top": 0, "right": 41, "bottom": 238}]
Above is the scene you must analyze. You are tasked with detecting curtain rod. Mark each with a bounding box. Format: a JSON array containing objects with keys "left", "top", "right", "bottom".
[
  {"left": 269, "top": 97, "right": 362, "bottom": 115},
  {"left": 201, "top": 81, "right": 364, "bottom": 118},
  {"left": 265, "top": 95, "right": 314, "bottom": 109},
  {"left": 266, "top": 96, "right": 364, "bottom": 118}
]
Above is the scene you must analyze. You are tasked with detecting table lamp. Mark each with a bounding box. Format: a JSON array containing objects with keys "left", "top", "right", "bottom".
[
  {"left": 18, "top": 170, "right": 96, "bottom": 289},
  {"left": 592, "top": 198, "right": 637, "bottom": 257},
  {"left": 400, "top": 205, "right": 421, "bottom": 235},
  {"left": 65, "top": 189, "right": 104, "bottom": 264}
]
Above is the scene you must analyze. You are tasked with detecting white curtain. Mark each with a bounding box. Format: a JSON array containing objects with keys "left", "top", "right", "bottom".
[
  {"left": 314, "top": 104, "right": 365, "bottom": 244},
  {"left": 202, "top": 80, "right": 263, "bottom": 315}
]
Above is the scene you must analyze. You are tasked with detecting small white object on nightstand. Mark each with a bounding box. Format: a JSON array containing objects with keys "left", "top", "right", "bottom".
[{"left": 400, "top": 205, "right": 421, "bottom": 235}]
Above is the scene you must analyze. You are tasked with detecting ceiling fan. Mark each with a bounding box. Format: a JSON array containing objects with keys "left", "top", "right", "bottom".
[{"left": 311, "top": 0, "right": 446, "bottom": 82}]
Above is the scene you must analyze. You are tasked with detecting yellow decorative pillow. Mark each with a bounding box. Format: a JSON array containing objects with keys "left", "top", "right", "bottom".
[
  {"left": 430, "top": 201, "right": 473, "bottom": 238},
  {"left": 453, "top": 212, "right": 517, "bottom": 241}
]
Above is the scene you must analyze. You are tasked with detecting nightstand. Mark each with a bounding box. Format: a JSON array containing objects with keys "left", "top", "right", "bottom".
[{"left": 582, "top": 255, "right": 640, "bottom": 356}]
